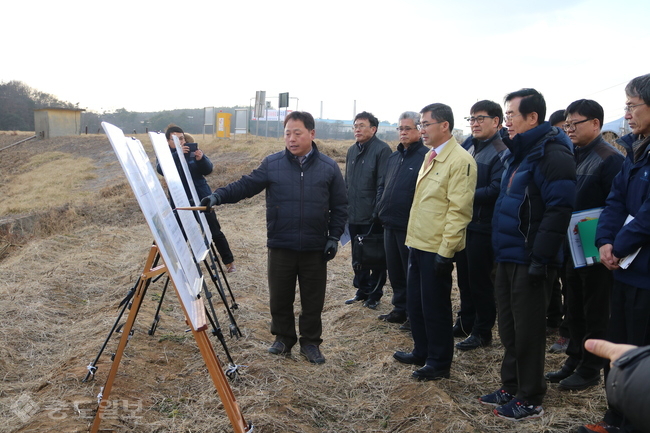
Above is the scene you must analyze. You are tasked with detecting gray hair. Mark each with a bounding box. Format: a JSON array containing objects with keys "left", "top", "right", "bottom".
[
  {"left": 398, "top": 111, "right": 420, "bottom": 125},
  {"left": 626, "top": 74, "right": 650, "bottom": 106}
]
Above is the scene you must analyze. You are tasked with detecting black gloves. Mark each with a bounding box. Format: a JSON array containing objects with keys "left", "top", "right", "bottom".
[
  {"left": 528, "top": 259, "right": 547, "bottom": 286},
  {"left": 323, "top": 236, "right": 339, "bottom": 261},
  {"left": 433, "top": 255, "right": 454, "bottom": 277},
  {"left": 200, "top": 194, "right": 221, "bottom": 212}
]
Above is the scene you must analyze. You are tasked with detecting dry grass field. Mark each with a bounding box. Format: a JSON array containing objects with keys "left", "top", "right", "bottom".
[{"left": 0, "top": 130, "right": 606, "bottom": 432}]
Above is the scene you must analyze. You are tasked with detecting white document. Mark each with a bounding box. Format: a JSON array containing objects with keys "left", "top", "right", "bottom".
[{"left": 619, "top": 215, "right": 642, "bottom": 269}]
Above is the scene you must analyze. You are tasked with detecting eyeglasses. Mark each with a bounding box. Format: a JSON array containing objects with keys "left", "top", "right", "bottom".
[
  {"left": 417, "top": 121, "right": 444, "bottom": 131},
  {"left": 396, "top": 126, "right": 418, "bottom": 132},
  {"left": 562, "top": 118, "right": 594, "bottom": 132},
  {"left": 504, "top": 113, "right": 522, "bottom": 122},
  {"left": 351, "top": 124, "right": 370, "bottom": 130},
  {"left": 624, "top": 102, "right": 646, "bottom": 113},
  {"left": 465, "top": 115, "right": 495, "bottom": 125}
]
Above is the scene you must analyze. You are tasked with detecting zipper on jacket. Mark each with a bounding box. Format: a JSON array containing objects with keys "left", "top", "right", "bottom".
[
  {"left": 300, "top": 169, "right": 304, "bottom": 249},
  {"left": 518, "top": 186, "right": 531, "bottom": 250}
]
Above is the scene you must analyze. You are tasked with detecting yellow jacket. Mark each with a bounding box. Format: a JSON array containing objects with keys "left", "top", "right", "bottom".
[{"left": 405, "top": 136, "right": 477, "bottom": 258}]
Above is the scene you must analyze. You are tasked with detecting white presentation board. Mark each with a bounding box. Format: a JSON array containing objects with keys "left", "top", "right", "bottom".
[
  {"left": 149, "top": 131, "right": 210, "bottom": 261},
  {"left": 102, "top": 122, "right": 206, "bottom": 329},
  {"left": 168, "top": 134, "right": 213, "bottom": 240}
]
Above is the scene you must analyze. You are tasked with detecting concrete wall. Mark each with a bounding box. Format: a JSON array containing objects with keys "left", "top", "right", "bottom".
[{"left": 34, "top": 109, "right": 82, "bottom": 139}]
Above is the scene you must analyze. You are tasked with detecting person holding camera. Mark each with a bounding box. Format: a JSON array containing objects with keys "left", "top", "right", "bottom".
[{"left": 159, "top": 125, "right": 236, "bottom": 272}]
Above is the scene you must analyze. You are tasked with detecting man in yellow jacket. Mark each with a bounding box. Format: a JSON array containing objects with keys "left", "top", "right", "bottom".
[{"left": 393, "top": 103, "right": 477, "bottom": 380}]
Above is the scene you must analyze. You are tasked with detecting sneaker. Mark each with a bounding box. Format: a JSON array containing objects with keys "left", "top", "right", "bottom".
[
  {"left": 493, "top": 398, "right": 543, "bottom": 421},
  {"left": 268, "top": 341, "right": 290, "bottom": 355},
  {"left": 549, "top": 336, "right": 569, "bottom": 353},
  {"left": 300, "top": 344, "right": 325, "bottom": 364},
  {"left": 572, "top": 421, "right": 621, "bottom": 433},
  {"left": 478, "top": 388, "right": 514, "bottom": 406},
  {"left": 226, "top": 262, "right": 237, "bottom": 273}
]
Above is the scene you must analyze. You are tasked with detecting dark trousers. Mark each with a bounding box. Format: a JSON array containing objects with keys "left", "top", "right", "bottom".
[
  {"left": 604, "top": 280, "right": 650, "bottom": 430},
  {"left": 384, "top": 228, "right": 409, "bottom": 315},
  {"left": 454, "top": 230, "right": 496, "bottom": 339},
  {"left": 562, "top": 262, "right": 611, "bottom": 377},
  {"left": 495, "top": 262, "right": 554, "bottom": 405},
  {"left": 349, "top": 223, "right": 386, "bottom": 301},
  {"left": 267, "top": 248, "right": 327, "bottom": 348},
  {"left": 547, "top": 268, "right": 570, "bottom": 337},
  {"left": 205, "top": 211, "right": 234, "bottom": 265},
  {"left": 407, "top": 248, "right": 453, "bottom": 370}
]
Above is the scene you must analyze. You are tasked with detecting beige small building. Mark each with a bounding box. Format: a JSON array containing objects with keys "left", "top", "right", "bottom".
[{"left": 34, "top": 107, "right": 84, "bottom": 139}]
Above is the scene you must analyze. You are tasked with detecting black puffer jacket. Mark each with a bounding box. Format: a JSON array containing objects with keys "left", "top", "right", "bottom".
[
  {"left": 462, "top": 132, "right": 510, "bottom": 234},
  {"left": 573, "top": 135, "right": 624, "bottom": 212},
  {"left": 215, "top": 143, "right": 348, "bottom": 251},
  {"left": 345, "top": 135, "right": 392, "bottom": 225},
  {"left": 376, "top": 140, "right": 428, "bottom": 230}
]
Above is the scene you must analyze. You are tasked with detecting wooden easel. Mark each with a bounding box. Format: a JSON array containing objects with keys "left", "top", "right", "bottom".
[{"left": 90, "top": 244, "right": 251, "bottom": 433}]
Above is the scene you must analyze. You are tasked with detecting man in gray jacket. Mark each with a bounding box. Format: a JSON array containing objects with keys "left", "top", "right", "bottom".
[{"left": 344, "top": 111, "right": 391, "bottom": 310}]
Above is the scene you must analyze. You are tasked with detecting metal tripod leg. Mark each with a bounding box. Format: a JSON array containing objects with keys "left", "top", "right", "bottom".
[
  {"left": 148, "top": 275, "right": 170, "bottom": 336},
  {"left": 210, "top": 242, "right": 238, "bottom": 310},
  {"left": 203, "top": 256, "right": 242, "bottom": 338},
  {"left": 83, "top": 252, "right": 161, "bottom": 382}
]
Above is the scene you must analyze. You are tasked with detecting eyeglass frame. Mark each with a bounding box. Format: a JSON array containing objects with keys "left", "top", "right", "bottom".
[
  {"left": 503, "top": 113, "right": 523, "bottom": 122},
  {"left": 417, "top": 120, "right": 445, "bottom": 131},
  {"left": 396, "top": 126, "right": 419, "bottom": 132},
  {"left": 351, "top": 123, "right": 374, "bottom": 131},
  {"left": 465, "top": 115, "right": 496, "bottom": 125},
  {"left": 562, "top": 118, "right": 594, "bottom": 132},
  {"left": 624, "top": 102, "right": 646, "bottom": 113}
]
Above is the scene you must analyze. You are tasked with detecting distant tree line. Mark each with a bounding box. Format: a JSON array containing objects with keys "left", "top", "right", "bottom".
[
  {"left": 0, "top": 81, "right": 78, "bottom": 130},
  {"left": 0, "top": 81, "right": 401, "bottom": 140},
  {"left": 0, "top": 80, "right": 246, "bottom": 135}
]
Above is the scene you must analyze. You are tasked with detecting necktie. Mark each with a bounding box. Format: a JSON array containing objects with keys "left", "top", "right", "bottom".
[{"left": 424, "top": 149, "right": 437, "bottom": 170}]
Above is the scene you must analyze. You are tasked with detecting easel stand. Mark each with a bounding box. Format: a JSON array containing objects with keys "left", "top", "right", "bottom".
[{"left": 90, "top": 245, "right": 251, "bottom": 433}]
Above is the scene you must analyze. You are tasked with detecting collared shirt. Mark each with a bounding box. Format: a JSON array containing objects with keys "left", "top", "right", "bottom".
[{"left": 431, "top": 138, "right": 451, "bottom": 155}]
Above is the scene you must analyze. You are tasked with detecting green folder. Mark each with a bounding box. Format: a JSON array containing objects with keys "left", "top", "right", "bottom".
[{"left": 577, "top": 218, "right": 600, "bottom": 265}]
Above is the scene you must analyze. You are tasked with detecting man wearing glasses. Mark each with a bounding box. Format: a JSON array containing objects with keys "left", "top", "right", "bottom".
[
  {"left": 393, "top": 103, "right": 476, "bottom": 381},
  {"left": 344, "top": 111, "right": 391, "bottom": 309},
  {"left": 545, "top": 99, "right": 623, "bottom": 393},
  {"left": 454, "top": 100, "right": 509, "bottom": 351},
  {"left": 375, "top": 111, "right": 428, "bottom": 326},
  {"left": 579, "top": 74, "right": 650, "bottom": 433},
  {"left": 479, "top": 89, "right": 576, "bottom": 421}
]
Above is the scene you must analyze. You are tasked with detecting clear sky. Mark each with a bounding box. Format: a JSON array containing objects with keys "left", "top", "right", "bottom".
[{"left": 2, "top": 0, "right": 648, "bottom": 134}]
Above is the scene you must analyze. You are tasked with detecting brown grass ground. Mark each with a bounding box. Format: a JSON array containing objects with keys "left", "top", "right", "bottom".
[{"left": 0, "top": 131, "right": 606, "bottom": 432}]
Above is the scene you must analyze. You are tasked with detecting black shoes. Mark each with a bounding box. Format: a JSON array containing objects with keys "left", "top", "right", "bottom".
[
  {"left": 393, "top": 351, "right": 425, "bottom": 366},
  {"left": 545, "top": 364, "right": 574, "bottom": 383},
  {"left": 452, "top": 322, "right": 472, "bottom": 338},
  {"left": 399, "top": 319, "right": 411, "bottom": 331},
  {"left": 378, "top": 310, "right": 407, "bottom": 323},
  {"left": 344, "top": 295, "right": 366, "bottom": 305},
  {"left": 363, "top": 299, "right": 380, "bottom": 309},
  {"left": 300, "top": 344, "right": 325, "bottom": 364},
  {"left": 558, "top": 372, "right": 600, "bottom": 390},
  {"left": 268, "top": 341, "right": 291, "bottom": 355},
  {"left": 412, "top": 365, "right": 450, "bottom": 381},
  {"left": 455, "top": 334, "right": 492, "bottom": 351}
]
